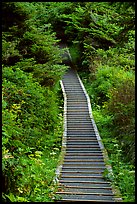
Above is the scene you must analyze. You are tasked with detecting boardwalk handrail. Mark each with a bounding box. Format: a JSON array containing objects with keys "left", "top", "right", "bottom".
[{"left": 53, "top": 80, "right": 67, "bottom": 184}]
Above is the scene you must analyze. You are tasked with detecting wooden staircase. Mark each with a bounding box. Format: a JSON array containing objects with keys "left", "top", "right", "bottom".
[{"left": 55, "top": 68, "right": 121, "bottom": 202}]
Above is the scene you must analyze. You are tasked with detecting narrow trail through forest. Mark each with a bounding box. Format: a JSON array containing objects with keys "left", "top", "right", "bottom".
[
  {"left": 2, "top": 3, "right": 134, "bottom": 202},
  {"left": 54, "top": 46, "right": 122, "bottom": 202}
]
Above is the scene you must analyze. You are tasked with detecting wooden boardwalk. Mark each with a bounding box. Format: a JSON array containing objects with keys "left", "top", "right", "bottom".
[{"left": 55, "top": 68, "right": 121, "bottom": 202}]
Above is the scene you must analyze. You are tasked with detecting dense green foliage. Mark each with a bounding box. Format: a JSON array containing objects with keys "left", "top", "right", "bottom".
[
  {"left": 2, "top": 2, "right": 135, "bottom": 202},
  {"left": 2, "top": 2, "right": 68, "bottom": 202}
]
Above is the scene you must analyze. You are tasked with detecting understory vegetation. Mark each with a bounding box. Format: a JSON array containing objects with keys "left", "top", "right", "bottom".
[
  {"left": 2, "top": 2, "right": 135, "bottom": 202},
  {"left": 2, "top": 2, "right": 68, "bottom": 202}
]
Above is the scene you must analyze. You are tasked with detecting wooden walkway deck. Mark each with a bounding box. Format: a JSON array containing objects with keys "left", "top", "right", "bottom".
[{"left": 55, "top": 68, "right": 121, "bottom": 202}]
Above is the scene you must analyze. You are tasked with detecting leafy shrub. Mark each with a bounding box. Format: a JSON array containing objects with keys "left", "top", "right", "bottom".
[
  {"left": 21, "top": 28, "right": 62, "bottom": 64},
  {"left": 2, "top": 66, "right": 64, "bottom": 201},
  {"left": 108, "top": 141, "right": 135, "bottom": 202},
  {"left": 105, "top": 79, "right": 135, "bottom": 163},
  {"left": 82, "top": 54, "right": 135, "bottom": 164},
  {"left": 2, "top": 37, "right": 22, "bottom": 65},
  {"left": 11, "top": 58, "right": 67, "bottom": 86}
]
